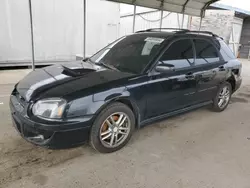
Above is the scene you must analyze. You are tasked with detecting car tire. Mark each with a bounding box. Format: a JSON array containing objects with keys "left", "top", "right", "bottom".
[
  {"left": 90, "top": 102, "right": 135, "bottom": 153},
  {"left": 212, "top": 82, "right": 232, "bottom": 112}
]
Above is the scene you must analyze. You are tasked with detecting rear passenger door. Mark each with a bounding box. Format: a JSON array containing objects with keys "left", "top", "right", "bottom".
[{"left": 192, "top": 38, "right": 227, "bottom": 102}]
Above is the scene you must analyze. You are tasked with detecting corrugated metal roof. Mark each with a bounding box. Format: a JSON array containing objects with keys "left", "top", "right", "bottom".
[{"left": 105, "top": 0, "right": 220, "bottom": 17}]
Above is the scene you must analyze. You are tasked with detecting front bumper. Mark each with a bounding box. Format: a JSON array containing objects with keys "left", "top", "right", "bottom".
[{"left": 10, "top": 96, "right": 94, "bottom": 149}]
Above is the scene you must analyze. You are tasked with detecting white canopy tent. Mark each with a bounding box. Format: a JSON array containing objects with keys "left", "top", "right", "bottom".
[
  {"left": 28, "top": 0, "right": 220, "bottom": 70},
  {"left": 107, "top": 0, "right": 219, "bottom": 31},
  {"left": 107, "top": 0, "right": 219, "bottom": 17}
]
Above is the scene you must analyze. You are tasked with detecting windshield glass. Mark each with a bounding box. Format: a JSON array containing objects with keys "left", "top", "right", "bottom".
[{"left": 90, "top": 35, "right": 165, "bottom": 74}]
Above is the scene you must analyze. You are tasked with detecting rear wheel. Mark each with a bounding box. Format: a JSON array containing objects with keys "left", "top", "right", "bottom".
[
  {"left": 90, "top": 102, "right": 135, "bottom": 153},
  {"left": 212, "top": 82, "right": 232, "bottom": 112}
]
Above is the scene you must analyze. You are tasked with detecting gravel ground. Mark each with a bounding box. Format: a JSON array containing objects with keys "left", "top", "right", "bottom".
[{"left": 1, "top": 59, "right": 250, "bottom": 188}]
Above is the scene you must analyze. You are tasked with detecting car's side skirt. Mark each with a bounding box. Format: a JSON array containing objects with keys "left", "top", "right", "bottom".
[{"left": 140, "top": 100, "right": 213, "bottom": 127}]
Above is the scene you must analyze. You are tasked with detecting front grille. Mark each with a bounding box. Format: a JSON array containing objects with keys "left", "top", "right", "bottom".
[
  {"left": 10, "top": 89, "right": 28, "bottom": 113},
  {"left": 11, "top": 95, "right": 24, "bottom": 113},
  {"left": 14, "top": 91, "right": 27, "bottom": 106},
  {"left": 11, "top": 88, "right": 27, "bottom": 107}
]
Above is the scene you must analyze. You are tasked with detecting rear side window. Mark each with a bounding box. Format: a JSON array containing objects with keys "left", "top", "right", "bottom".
[
  {"left": 159, "top": 39, "right": 194, "bottom": 69},
  {"left": 194, "top": 39, "right": 220, "bottom": 65},
  {"left": 218, "top": 39, "right": 236, "bottom": 60}
]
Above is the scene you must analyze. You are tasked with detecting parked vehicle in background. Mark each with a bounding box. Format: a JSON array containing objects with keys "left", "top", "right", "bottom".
[{"left": 10, "top": 29, "right": 242, "bottom": 153}]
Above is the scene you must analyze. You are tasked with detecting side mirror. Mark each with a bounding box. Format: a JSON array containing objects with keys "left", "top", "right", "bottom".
[{"left": 155, "top": 63, "right": 175, "bottom": 73}]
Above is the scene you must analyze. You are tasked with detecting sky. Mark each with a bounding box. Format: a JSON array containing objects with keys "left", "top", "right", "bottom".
[
  {"left": 120, "top": 0, "right": 250, "bottom": 15},
  {"left": 218, "top": 0, "right": 250, "bottom": 11}
]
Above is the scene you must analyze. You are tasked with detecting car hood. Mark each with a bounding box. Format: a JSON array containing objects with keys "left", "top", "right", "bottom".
[{"left": 16, "top": 61, "right": 134, "bottom": 101}]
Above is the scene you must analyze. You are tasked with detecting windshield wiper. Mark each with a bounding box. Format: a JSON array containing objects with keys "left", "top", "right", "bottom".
[
  {"left": 95, "top": 61, "right": 119, "bottom": 71},
  {"left": 82, "top": 58, "right": 95, "bottom": 66},
  {"left": 86, "top": 58, "right": 95, "bottom": 64}
]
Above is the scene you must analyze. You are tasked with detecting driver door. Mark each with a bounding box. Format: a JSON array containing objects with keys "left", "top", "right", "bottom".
[{"left": 145, "top": 39, "right": 198, "bottom": 119}]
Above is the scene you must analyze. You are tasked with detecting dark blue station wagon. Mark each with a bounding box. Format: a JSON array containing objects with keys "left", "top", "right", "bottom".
[{"left": 10, "top": 29, "right": 242, "bottom": 153}]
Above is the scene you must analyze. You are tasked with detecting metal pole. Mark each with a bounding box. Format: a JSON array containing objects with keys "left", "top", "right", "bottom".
[
  {"left": 83, "top": 0, "right": 86, "bottom": 59},
  {"left": 199, "top": 17, "right": 203, "bottom": 31},
  {"left": 188, "top": 16, "right": 192, "bottom": 30},
  {"left": 159, "top": 10, "right": 163, "bottom": 30},
  {"left": 231, "top": 25, "right": 236, "bottom": 56},
  {"left": 132, "top": 5, "right": 136, "bottom": 33},
  {"left": 181, "top": 13, "right": 185, "bottom": 29},
  {"left": 28, "top": 0, "right": 35, "bottom": 70},
  {"left": 177, "top": 14, "right": 181, "bottom": 29}
]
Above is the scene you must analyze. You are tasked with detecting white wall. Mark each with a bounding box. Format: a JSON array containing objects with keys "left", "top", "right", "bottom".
[
  {"left": 0, "top": 0, "right": 120, "bottom": 64},
  {"left": 190, "top": 10, "right": 235, "bottom": 43},
  {"left": 0, "top": 0, "right": 31, "bottom": 62}
]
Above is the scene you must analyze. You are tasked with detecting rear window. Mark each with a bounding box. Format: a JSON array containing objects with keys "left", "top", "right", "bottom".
[{"left": 217, "top": 39, "right": 236, "bottom": 61}]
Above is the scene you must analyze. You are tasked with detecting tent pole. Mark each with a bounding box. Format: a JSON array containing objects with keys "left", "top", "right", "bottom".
[
  {"left": 181, "top": 13, "right": 185, "bottom": 29},
  {"left": 199, "top": 17, "right": 203, "bottom": 31},
  {"left": 159, "top": 10, "right": 163, "bottom": 30},
  {"left": 28, "top": 0, "right": 35, "bottom": 70},
  {"left": 83, "top": 0, "right": 86, "bottom": 59},
  {"left": 132, "top": 5, "right": 136, "bottom": 32},
  {"left": 177, "top": 14, "right": 180, "bottom": 29}
]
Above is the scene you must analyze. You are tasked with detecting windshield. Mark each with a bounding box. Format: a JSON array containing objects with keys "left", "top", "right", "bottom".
[{"left": 90, "top": 35, "right": 165, "bottom": 74}]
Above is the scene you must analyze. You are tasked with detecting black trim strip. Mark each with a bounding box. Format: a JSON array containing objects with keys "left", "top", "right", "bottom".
[{"left": 140, "top": 100, "right": 212, "bottom": 127}]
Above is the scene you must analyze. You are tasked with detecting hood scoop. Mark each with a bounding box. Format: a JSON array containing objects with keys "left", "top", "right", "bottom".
[{"left": 61, "top": 65, "right": 96, "bottom": 77}]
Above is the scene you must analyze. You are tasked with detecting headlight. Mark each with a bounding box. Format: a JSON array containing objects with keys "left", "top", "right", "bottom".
[{"left": 32, "top": 98, "right": 67, "bottom": 119}]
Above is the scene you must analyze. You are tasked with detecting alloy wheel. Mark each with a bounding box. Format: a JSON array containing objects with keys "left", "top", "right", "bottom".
[
  {"left": 218, "top": 86, "right": 230, "bottom": 109},
  {"left": 99, "top": 112, "right": 131, "bottom": 148}
]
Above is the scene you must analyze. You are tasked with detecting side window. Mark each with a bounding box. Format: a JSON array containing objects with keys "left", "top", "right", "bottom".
[
  {"left": 194, "top": 39, "right": 220, "bottom": 65},
  {"left": 159, "top": 39, "right": 194, "bottom": 69},
  {"left": 218, "top": 39, "right": 236, "bottom": 61}
]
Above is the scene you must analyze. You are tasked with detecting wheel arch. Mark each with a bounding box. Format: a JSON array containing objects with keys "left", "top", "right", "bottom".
[
  {"left": 94, "top": 97, "right": 141, "bottom": 129},
  {"left": 226, "top": 73, "right": 236, "bottom": 92}
]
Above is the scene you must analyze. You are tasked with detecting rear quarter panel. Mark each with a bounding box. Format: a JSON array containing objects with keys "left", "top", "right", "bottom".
[{"left": 224, "top": 59, "right": 242, "bottom": 79}]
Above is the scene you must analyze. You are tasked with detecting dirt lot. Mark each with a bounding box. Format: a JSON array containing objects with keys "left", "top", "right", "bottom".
[{"left": 1, "top": 60, "right": 250, "bottom": 188}]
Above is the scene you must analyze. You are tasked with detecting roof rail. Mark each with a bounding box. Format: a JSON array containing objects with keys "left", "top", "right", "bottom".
[
  {"left": 136, "top": 28, "right": 189, "bottom": 33},
  {"left": 177, "top": 30, "right": 219, "bottom": 37},
  {"left": 135, "top": 28, "right": 219, "bottom": 38},
  {"left": 146, "top": 28, "right": 190, "bottom": 32}
]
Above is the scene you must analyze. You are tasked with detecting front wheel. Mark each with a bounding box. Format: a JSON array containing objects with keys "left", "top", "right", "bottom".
[
  {"left": 212, "top": 82, "right": 232, "bottom": 112},
  {"left": 90, "top": 102, "right": 135, "bottom": 153}
]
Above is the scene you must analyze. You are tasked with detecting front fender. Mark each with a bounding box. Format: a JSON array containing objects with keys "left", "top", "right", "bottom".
[
  {"left": 93, "top": 86, "right": 127, "bottom": 102},
  {"left": 66, "top": 95, "right": 104, "bottom": 118},
  {"left": 93, "top": 91, "right": 141, "bottom": 127},
  {"left": 66, "top": 87, "right": 135, "bottom": 118}
]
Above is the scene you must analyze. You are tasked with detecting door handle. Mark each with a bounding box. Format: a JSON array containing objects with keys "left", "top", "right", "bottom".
[
  {"left": 185, "top": 72, "right": 194, "bottom": 79},
  {"left": 219, "top": 65, "right": 225, "bottom": 71}
]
